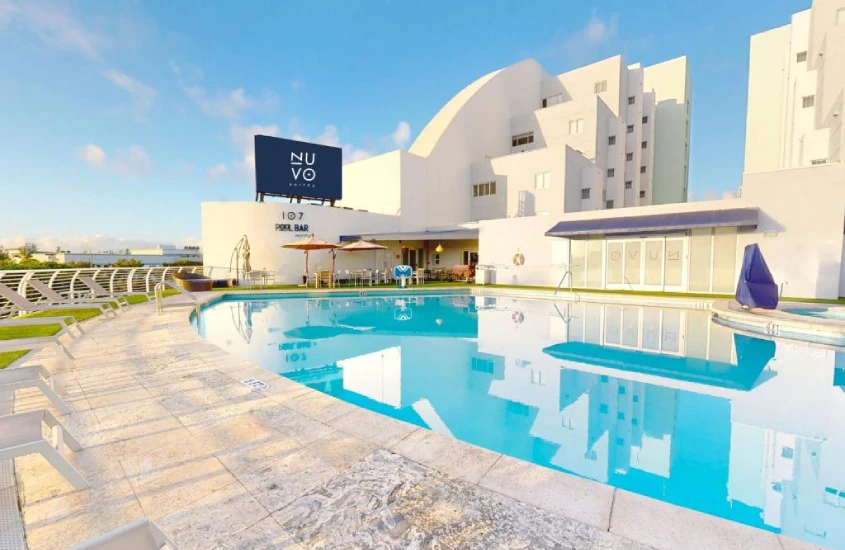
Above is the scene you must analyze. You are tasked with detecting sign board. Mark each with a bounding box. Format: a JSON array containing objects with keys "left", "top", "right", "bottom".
[
  {"left": 254, "top": 135, "right": 342, "bottom": 201},
  {"left": 241, "top": 378, "right": 271, "bottom": 392},
  {"left": 393, "top": 265, "right": 413, "bottom": 279}
]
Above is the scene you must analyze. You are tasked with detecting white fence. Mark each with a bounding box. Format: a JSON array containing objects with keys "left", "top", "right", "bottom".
[{"left": 0, "top": 265, "right": 221, "bottom": 316}]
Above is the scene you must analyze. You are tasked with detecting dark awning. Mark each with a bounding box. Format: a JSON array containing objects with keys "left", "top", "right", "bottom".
[
  {"left": 340, "top": 228, "right": 478, "bottom": 242},
  {"left": 545, "top": 208, "right": 759, "bottom": 238}
]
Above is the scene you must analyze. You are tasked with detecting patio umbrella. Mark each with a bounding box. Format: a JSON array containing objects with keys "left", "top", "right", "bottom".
[
  {"left": 282, "top": 235, "right": 339, "bottom": 284},
  {"left": 339, "top": 240, "right": 387, "bottom": 273},
  {"left": 242, "top": 236, "right": 251, "bottom": 275}
]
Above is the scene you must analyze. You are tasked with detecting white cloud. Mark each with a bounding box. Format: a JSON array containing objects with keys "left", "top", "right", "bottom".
[
  {"left": 104, "top": 69, "right": 157, "bottom": 123},
  {"left": 0, "top": 233, "right": 194, "bottom": 254},
  {"left": 391, "top": 121, "right": 411, "bottom": 148},
  {"left": 180, "top": 84, "right": 275, "bottom": 121},
  {"left": 0, "top": 0, "right": 106, "bottom": 61},
  {"left": 293, "top": 125, "right": 375, "bottom": 165},
  {"left": 207, "top": 163, "right": 229, "bottom": 180},
  {"left": 76, "top": 144, "right": 107, "bottom": 168},
  {"left": 721, "top": 190, "right": 737, "bottom": 200},
  {"left": 563, "top": 12, "right": 619, "bottom": 63},
  {"left": 113, "top": 146, "right": 151, "bottom": 177},
  {"left": 230, "top": 123, "right": 280, "bottom": 181}
]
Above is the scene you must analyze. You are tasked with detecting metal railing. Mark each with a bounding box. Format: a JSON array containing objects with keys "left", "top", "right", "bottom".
[
  {"left": 154, "top": 280, "right": 199, "bottom": 314},
  {"left": 0, "top": 265, "right": 212, "bottom": 318}
]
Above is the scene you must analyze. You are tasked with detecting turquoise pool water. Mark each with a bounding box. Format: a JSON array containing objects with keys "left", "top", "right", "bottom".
[
  {"left": 787, "top": 307, "right": 845, "bottom": 321},
  {"left": 196, "top": 291, "right": 845, "bottom": 549}
]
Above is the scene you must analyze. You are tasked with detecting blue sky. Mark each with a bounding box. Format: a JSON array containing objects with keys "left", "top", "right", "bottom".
[{"left": 0, "top": 0, "right": 808, "bottom": 252}]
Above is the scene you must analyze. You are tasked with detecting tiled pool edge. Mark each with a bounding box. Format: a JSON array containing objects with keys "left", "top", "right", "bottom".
[{"left": 189, "top": 290, "right": 823, "bottom": 550}]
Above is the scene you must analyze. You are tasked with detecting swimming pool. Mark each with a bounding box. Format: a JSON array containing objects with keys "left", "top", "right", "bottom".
[
  {"left": 196, "top": 291, "right": 845, "bottom": 549},
  {"left": 786, "top": 307, "right": 845, "bottom": 321}
]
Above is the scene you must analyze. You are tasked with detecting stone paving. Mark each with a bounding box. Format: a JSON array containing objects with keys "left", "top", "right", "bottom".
[{"left": 6, "top": 297, "right": 822, "bottom": 550}]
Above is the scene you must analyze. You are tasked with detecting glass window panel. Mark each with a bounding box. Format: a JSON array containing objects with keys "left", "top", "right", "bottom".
[
  {"left": 607, "top": 242, "right": 623, "bottom": 284},
  {"left": 604, "top": 305, "right": 622, "bottom": 345},
  {"left": 665, "top": 239, "right": 683, "bottom": 287},
  {"left": 570, "top": 240, "right": 586, "bottom": 287},
  {"left": 661, "top": 310, "right": 681, "bottom": 353},
  {"left": 685, "top": 311, "right": 710, "bottom": 360},
  {"left": 641, "top": 309, "right": 661, "bottom": 350},
  {"left": 622, "top": 308, "right": 639, "bottom": 347},
  {"left": 624, "top": 241, "right": 642, "bottom": 285},
  {"left": 712, "top": 227, "right": 737, "bottom": 293},
  {"left": 644, "top": 240, "right": 663, "bottom": 286},
  {"left": 584, "top": 304, "right": 602, "bottom": 344},
  {"left": 689, "top": 229, "right": 713, "bottom": 292},
  {"left": 586, "top": 239, "right": 603, "bottom": 288}
]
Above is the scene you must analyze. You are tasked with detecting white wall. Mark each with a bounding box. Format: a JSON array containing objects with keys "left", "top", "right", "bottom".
[
  {"left": 739, "top": 163, "right": 845, "bottom": 299},
  {"left": 339, "top": 151, "right": 403, "bottom": 215},
  {"left": 201, "top": 202, "right": 400, "bottom": 284},
  {"left": 478, "top": 215, "right": 570, "bottom": 286}
]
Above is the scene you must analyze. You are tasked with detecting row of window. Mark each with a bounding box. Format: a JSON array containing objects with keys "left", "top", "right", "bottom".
[
  {"left": 511, "top": 131, "right": 534, "bottom": 147},
  {"left": 803, "top": 95, "right": 814, "bottom": 108},
  {"left": 608, "top": 166, "right": 646, "bottom": 177},
  {"left": 609, "top": 136, "right": 648, "bottom": 148},
  {"left": 472, "top": 181, "right": 496, "bottom": 197},
  {"left": 581, "top": 189, "right": 646, "bottom": 201}
]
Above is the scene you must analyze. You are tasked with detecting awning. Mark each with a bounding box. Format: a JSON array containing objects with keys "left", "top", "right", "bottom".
[
  {"left": 544, "top": 208, "right": 759, "bottom": 238},
  {"left": 340, "top": 228, "right": 478, "bottom": 242}
]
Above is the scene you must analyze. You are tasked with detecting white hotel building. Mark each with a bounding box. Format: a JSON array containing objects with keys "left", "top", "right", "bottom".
[{"left": 203, "top": 0, "right": 845, "bottom": 299}]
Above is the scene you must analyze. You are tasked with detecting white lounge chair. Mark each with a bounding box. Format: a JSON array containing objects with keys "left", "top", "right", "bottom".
[
  {"left": 0, "top": 409, "right": 88, "bottom": 490},
  {"left": 0, "top": 331, "right": 75, "bottom": 368},
  {"left": 0, "top": 365, "right": 70, "bottom": 413},
  {"left": 77, "top": 275, "right": 153, "bottom": 308},
  {"left": 26, "top": 279, "right": 125, "bottom": 315},
  {"left": 0, "top": 314, "right": 85, "bottom": 338},
  {"left": 0, "top": 282, "right": 116, "bottom": 318},
  {"left": 69, "top": 518, "right": 176, "bottom": 550}
]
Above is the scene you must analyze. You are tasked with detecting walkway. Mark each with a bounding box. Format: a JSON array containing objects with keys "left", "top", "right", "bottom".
[{"left": 9, "top": 296, "right": 818, "bottom": 549}]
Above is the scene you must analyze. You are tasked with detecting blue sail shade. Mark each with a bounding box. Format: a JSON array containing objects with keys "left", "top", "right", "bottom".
[
  {"left": 544, "top": 208, "right": 759, "bottom": 237},
  {"left": 735, "top": 243, "right": 779, "bottom": 309}
]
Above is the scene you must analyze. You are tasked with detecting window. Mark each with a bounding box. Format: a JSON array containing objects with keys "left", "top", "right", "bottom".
[
  {"left": 796, "top": 51, "right": 808, "bottom": 63},
  {"left": 642, "top": 141, "right": 648, "bottom": 149},
  {"left": 581, "top": 188, "right": 591, "bottom": 200},
  {"left": 639, "top": 190, "right": 646, "bottom": 198},
  {"left": 569, "top": 118, "right": 584, "bottom": 134},
  {"left": 534, "top": 172, "right": 551, "bottom": 189},
  {"left": 606, "top": 200, "right": 614, "bottom": 209},
  {"left": 471, "top": 356, "right": 494, "bottom": 373},
  {"left": 642, "top": 115, "right": 649, "bottom": 123},
  {"left": 599, "top": 404, "right": 609, "bottom": 414},
  {"left": 594, "top": 80, "right": 607, "bottom": 93},
  {"left": 511, "top": 131, "right": 534, "bottom": 147},
  {"left": 782, "top": 447, "right": 794, "bottom": 459},
  {"left": 542, "top": 98, "right": 547, "bottom": 108},
  {"left": 625, "top": 181, "right": 632, "bottom": 190},
  {"left": 803, "top": 95, "right": 815, "bottom": 108},
  {"left": 462, "top": 251, "right": 479, "bottom": 266},
  {"left": 626, "top": 152, "right": 633, "bottom": 161},
  {"left": 628, "top": 96, "right": 635, "bottom": 105},
  {"left": 608, "top": 135, "right": 616, "bottom": 146},
  {"left": 811, "top": 158, "right": 827, "bottom": 165},
  {"left": 640, "top": 165, "right": 647, "bottom": 174},
  {"left": 434, "top": 254, "right": 440, "bottom": 265},
  {"left": 543, "top": 94, "right": 563, "bottom": 108},
  {"left": 472, "top": 181, "right": 497, "bottom": 197},
  {"left": 627, "top": 125, "right": 634, "bottom": 134},
  {"left": 607, "top": 168, "right": 615, "bottom": 178}
]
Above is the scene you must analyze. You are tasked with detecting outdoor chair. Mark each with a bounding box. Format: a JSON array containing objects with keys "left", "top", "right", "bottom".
[
  {"left": 317, "top": 270, "right": 334, "bottom": 288},
  {"left": 0, "top": 282, "right": 116, "bottom": 318},
  {"left": 0, "top": 325, "right": 76, "bottom": 368},
  {"left": 414, "top": 268, "right": 425, "bottom": 285},
  {"left": 360, "top": 269, "right": 374, "bottom": 286},
  {"left": 0, "top": 409, "right": 88, "bottom": 490},
  {"left": 0, "top": 365, "right": 70, "bottom": 413},
  {"left": 0, "top": 314, "right": 85, "bottom": 338},
  {"left": 69, "top": 518, "right": 177, "bottom": 550},
  {"left": 26, "top": 279, "right": 124, "bottom": 316},
  {"left": 77, "top": 276, "right": 152, "bottom": 308}
]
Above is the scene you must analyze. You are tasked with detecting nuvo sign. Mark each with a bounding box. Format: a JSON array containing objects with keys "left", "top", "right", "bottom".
[{"left": 254, "top": 135, "right": 343, "bottom": 202}]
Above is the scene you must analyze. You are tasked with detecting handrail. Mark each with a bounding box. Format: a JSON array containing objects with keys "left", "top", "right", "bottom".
[
  {"left": 554, "top": 269, "right": 573, "bottom": 296},
  {"left": 153, "top": 279, "right": 199, "bottom": 314}
]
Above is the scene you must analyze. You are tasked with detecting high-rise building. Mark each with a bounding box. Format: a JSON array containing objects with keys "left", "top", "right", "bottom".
[{"left": 744, "top": 0, "right": 845, "bottom": 172}]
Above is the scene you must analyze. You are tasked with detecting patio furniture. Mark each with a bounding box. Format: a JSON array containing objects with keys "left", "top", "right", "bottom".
[
  {"left": 0, "top": 282, "right": 116, "bottom": 318},
  {"left": 0, "top": 365, "right": 70, "bottom": 413},
  {"left": 282, "top": 235, "right": 339, "bottom": 286},
  {"left": 360, "top": 269, "right": 374, "bottom": 286},
  {"left": 26, "top": 279, "right": 124, "bottom": 315},
  {"left": 69, "top": 518, "right": 177, "bottom": 550},
  {"left": 414, "top": 268, "right": 425, "bottom": 285},
  {"left": 0, "top": 333, "right": 75, "bottom": 368},
  {"left": 0, "top": 314, "right": 85, "bottom": 338},
  {"left": 451, "top": 265, "right": 475, "bottom": 282},
  {"left": 173, "top": 272, "right": 213, "bottom": 292},
  {"left": 77, "top": 275, "right": 152, "bottom": 306},
  {"left": 0, "top": 409, "right": 88, "bottom": 490},
  {"left": 317, "top": 270, "right": 334, "bottom": 288}
]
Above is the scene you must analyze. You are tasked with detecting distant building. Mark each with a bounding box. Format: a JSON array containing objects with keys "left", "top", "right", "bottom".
[{"left": 1, "top": 244, "right": 202, "bottom": 267}]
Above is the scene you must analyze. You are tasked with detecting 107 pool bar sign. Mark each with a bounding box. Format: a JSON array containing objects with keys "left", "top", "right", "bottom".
[{"left": 275, "top": 211, "right": 309, "bottom": 232}]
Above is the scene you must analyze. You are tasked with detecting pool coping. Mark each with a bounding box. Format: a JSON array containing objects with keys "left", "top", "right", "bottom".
[
  {"left": 189, "top": 288, "right": 822, "bottom": 550},
  {"left": 712, "top": 299, "right": 845, "bottom": 348}
]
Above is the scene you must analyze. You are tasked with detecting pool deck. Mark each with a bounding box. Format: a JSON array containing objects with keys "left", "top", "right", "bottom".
[{"left": 8, "top": 291, "right": 824, "bottom": 550}]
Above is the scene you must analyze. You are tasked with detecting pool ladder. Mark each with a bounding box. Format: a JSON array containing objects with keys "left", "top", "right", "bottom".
[{"left": 154, "top": 279, "right": 200, "bottom": 316}]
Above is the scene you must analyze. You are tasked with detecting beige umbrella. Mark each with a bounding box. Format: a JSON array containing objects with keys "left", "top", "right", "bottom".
[
  {"left": 242, "top": 236, "right": 251, "bottom": 275},
  {"left": 339, "top": 239, "right": 388, "bottom": 275},
  {"left": 282, "top": 235, "right": 339, "bottom": 284}
]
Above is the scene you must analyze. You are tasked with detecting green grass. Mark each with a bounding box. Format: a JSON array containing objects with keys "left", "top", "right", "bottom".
[
  {"left": 0, "top": 350, "right": 28, "bottom": 369},
  {"left": 0, "top": 323, "right": 64, "bottom": 341},
  {"left": 22, "top": 308, "right": 105, "bottom": 323}
]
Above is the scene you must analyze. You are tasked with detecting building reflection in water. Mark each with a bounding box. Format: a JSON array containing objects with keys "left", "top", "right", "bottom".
[{"left": 199, "top": 295, "right": 845, "bottom": 548}]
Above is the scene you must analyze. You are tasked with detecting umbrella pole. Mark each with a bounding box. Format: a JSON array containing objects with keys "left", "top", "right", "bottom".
[
  {"left": 331, "top": 250, "right": 336, "bottom": 288},
  {"left": 305, "top": 250, "right": 309, "bottom": 286}
]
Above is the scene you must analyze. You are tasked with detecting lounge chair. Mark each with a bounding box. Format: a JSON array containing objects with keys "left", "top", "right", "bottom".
[
  {"left": 0, "top": 409, "right": 88, "bottom": 490},
  {"left": 0, "top": 365, "right": 70, "bottom": 413},
  {"left": 77, "top": 275, "right": 154, "bottom": 307},
  {"left": 26, "top": 279, "right": 124, "bottom": 315},
  {"left": 0, "top": 314, "right": 85, "bottom": 338},
  {"left": 0, "top": 282, "right": 116, "bottom": 318},
  {"left": 69, "top": 518, "right": 177, "bottom": 550},
  {"left": 0, "top": 332, "right": 75, "bottom": 368}
]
